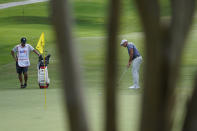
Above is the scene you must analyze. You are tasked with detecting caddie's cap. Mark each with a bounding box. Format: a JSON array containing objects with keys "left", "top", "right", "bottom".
[
  {"left": 21, "top": 37, "right": 27, "bottom": 44},
  {"left": 120, "top": 39, "right": 128, "bottom": 46}
]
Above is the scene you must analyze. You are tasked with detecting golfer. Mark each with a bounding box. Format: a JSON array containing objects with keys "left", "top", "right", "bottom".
[
  {"left": 11, "top": 37, "right": 40, "bottom": 88},
  {"left": 120, "top": 39, "right": 142, "bottom": 89}
]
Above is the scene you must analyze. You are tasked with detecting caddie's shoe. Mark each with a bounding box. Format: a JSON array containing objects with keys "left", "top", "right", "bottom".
[
  {"left": 129, "top": 85, "right": 136, "bottom": 89},
  {"left": 23, "top": 83, "right": 27, "bottom": 88},
  {"left": 21, "top": 85, "right": 24, "bottom": 88}
]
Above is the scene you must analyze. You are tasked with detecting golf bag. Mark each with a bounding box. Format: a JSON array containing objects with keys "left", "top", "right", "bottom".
[{"left": 37, "top": 54, "right": 51, "bottom": 89}]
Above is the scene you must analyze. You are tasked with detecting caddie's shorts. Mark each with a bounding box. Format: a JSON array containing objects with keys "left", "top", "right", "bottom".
[{"left": 16, "top": 62, "right": 28, "bottom": 74}]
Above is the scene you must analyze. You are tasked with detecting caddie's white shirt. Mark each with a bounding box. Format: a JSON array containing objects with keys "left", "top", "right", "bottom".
[{"left": 12, "top": 44, "right": 34, "bottom": 67}]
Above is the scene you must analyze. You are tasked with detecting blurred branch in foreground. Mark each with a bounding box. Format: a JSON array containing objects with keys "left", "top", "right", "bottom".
[
  {"left": 50, "top": 0, "right": 89, "bottom": 131},
  {"left": 182, "top": 74, "right": 197, "bottom": 131},
  {"left": 105, "top": 0, "right": 121, "bottom": 131},
  {"left": 135, "top": 0, "right": 196, "bottom": 131}
]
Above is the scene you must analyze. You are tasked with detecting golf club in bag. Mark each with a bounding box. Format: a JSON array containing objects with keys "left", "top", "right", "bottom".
[{"left": 37, "top": 54, "right": 51, "bottom": 89}]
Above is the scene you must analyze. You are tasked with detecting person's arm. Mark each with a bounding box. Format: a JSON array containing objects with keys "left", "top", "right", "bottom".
[
  {"left": 11, "top": 50, "right": 17, "bottom": 62},
  {"left": 33, "top": 49, "right": 40, "bottom": 56},
  {"left": 28, "top": 44, "right": 40, "bottom": 56},
  {"left": 127, "top": 48, "right": 133, "bottom": 68}
]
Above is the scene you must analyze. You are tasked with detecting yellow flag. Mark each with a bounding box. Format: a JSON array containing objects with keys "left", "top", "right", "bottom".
[{"left": 36, "top": 32, "right": 45, "bottom": 54}]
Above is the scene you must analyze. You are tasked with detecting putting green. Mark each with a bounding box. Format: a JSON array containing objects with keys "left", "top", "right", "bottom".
[
  {"left": 0, "top": 89, "right": 66, "bottom": 131},
  {"left": 0, "top": 88, "right": 142, "bottom": 131}
]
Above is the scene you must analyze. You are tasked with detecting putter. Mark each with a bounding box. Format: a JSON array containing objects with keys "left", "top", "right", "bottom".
[{"left": 118, "top": 67, "right": 129, "bottom": 84}]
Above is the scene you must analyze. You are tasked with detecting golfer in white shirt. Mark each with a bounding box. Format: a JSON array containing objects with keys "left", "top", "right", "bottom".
[{"left": 11, "top": 37, "right": 40, "bottom": 88}]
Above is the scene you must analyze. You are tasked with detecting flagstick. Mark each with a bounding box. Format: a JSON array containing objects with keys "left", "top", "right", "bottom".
[
  {"left": 44, "top": 44, "right": 47, "bottom": 110},
  {"left": 36, "top": 32, "right": 47, "bottom": 110}
]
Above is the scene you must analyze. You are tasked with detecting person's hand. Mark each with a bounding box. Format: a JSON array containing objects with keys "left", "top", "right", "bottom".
[
  {"left": 15, "top": 57, "right": 18, "bottom": 62},
  {"left": 127, "top": 62, "right": 131, "bottom": 68}
]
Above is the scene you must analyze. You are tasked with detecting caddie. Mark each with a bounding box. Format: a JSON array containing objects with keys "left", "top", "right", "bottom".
[
  {"left": 11, "top": 37, "right": 40, "bottom": 88},
  {"left": 120, "top": 39, "right": 142, "bottom": 89}
]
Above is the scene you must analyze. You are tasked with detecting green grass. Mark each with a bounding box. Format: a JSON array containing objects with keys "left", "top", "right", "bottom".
[
  {"left": 0, "top": 0, "right": 24, "bottom": 4},
  {"left": 72, "top": 0, "right": 142, "bottom": 36},
  {"left": 0, "top": 2, "right": 143, "bottom": 131},
  {"left": 0, "top": 1, "right": 197, "bottom": 131},
  {"left": 0, "top": 89, "right": 66, "bottom": 131}
]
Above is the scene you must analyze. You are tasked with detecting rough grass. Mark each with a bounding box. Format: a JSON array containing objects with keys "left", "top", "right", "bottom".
[{"left": 0, "top": 0, "right": 24, "bottom": 4}]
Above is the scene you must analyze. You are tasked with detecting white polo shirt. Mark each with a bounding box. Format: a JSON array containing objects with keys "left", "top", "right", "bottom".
[{"left": 12, "top": 44, "right": 34, "bottom": 67}]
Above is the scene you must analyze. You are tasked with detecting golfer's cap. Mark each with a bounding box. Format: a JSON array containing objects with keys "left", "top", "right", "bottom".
[{"left": 120, "top": 39, "right": 128, "bottom": 46}]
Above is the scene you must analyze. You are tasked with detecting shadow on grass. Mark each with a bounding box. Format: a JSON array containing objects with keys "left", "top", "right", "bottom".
[{"left": 0, "top": 16, "right": 51, "bottom": 25}]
